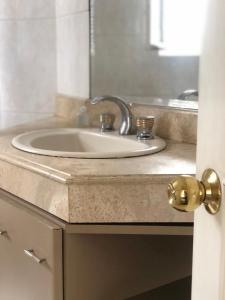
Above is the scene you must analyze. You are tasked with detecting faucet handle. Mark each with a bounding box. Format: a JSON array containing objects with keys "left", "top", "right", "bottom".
[
  {"left": 99, "top": 113, "right": 115, "bottom": 132},
  {"left": 177, "top": 89, "right": 198, "bottom": 100},
  {"left": 136, "top": 116, "right": 155, "bottom": 140}
]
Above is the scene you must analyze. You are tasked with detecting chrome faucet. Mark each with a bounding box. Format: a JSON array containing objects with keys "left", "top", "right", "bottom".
[
  {"left": 90, "top": 95, "right": 134, "bottom": 135},
  {"left": 178, "top": 89, "right": 198, "bottom": 100}
]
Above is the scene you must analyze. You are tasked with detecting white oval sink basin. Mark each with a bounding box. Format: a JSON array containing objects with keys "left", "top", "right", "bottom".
[{"left": 12, "top": 128, "right": 166, "bottom": 158}]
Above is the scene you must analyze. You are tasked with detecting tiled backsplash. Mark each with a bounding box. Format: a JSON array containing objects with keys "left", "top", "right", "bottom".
[
  {"left": 0, "top": 0, "right": 56, "bottom": 128},
  {"left": 0, "top": 0, "right": 89, "bottom": 129},
  {"left": 56, "top": 94, "right": 197, "bottom": 144}
]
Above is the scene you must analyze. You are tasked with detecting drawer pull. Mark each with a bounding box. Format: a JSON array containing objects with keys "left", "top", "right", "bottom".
[
  {"left": 0, "top": 230, "right": 7, "bottom": 236},
  {"left": 24, "top": 249, "right": 46, "bottom": 264}
]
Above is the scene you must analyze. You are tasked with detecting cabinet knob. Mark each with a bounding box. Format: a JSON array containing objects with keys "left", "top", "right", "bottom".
[
  {"left": 168, "top": 168, "right": 222, "bottom": 215},
  {"left": 24, "top": 249, "right": 46, "bottom": 264}
]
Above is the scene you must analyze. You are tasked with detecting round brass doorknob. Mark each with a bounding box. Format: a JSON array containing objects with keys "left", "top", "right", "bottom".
[{"left": 168, "top": 168, "right": 222, "bottom": 215}]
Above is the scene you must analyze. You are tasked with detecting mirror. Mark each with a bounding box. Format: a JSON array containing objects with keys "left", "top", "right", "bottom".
[{"left": 90, "top": 0, "right": 209, "bottom": 110}]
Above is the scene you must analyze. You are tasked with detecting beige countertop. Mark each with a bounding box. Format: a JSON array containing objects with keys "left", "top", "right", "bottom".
[{"left": 0, "top": 117, "right": 196, "bottom": 223}]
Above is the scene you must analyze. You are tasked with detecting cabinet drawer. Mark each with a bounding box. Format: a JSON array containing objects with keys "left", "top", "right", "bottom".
[{"left": 0, "top": 190, "right": 63, "bottom": 300}]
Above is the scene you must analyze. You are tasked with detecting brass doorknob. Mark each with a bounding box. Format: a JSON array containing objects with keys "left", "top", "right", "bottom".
[{"left": 168, "top": 169, "right": 222, "bottom": 215}]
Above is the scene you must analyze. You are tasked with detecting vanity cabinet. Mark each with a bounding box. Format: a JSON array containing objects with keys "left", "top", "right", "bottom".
[
  {"left": 0, "top": 191, "right": 63, "bottom": 300},
  {"left": 0, "top": 189, "right": 193, "bottom": 300}
]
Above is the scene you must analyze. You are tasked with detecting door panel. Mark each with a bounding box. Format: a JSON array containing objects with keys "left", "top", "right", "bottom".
[
  {"left": 0, "top": 191, "right": 63, "bottom": 300},
  {"left": 192, "top": 0, "right": 225, "bottom": 299}
]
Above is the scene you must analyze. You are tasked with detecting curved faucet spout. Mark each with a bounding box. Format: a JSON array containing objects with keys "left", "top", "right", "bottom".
[{"left": 90, "top": 95, "right": 133, "bottom": 135}]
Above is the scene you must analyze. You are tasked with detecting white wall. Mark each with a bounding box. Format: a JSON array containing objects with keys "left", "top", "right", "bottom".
[
  {"left": 0, "top": 0, "right": 90, "bottom": 129},
  {"left": 56, "top": 0, "right": 90, "bottom": 98},
  {"left": 0, "top": 0, "right": 57, "bottom": 128}
]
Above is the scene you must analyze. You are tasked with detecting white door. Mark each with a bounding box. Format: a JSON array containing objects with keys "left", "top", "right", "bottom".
[{"left": 191, "top": 0, "right": 225, "bottom": 299}]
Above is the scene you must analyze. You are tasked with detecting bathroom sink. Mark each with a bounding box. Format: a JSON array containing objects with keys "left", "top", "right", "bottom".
[{"left": 12, "top": 128, "right": 166, "bottom": 158}]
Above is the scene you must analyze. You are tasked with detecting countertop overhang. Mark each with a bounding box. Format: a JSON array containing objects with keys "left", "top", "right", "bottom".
[{"left": 0, "top": 117, "right": 196, "bottom": 223}]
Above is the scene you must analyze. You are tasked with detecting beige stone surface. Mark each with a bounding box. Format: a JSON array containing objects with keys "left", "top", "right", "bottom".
[
  {"left": 56, "top": 94, "right": 198, "bottom": 144},
  {"left": 68, "top": 182, "right": 194, "bottom": 223},
  {"left": 0, "top": 114, "right": 196, "bottom": 223}
]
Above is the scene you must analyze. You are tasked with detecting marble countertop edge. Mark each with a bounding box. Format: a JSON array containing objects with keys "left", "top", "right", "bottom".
[
  {"left": 0, "top": 152, "right": 195, "bottom": 185},
  {"left": 0, "top": 116, "right": 196, "bottom": 223}
]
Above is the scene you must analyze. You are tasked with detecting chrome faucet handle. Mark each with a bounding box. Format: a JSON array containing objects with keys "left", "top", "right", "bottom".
[
  {"left": 136, "top": 116, "right": 155, "bottom": 140},
  {"left": 90, "top": 96, "right": 133, "bottom": 135},
  {"left": 100, "top": 113, "right": 115, "bottom": 132},
  {"left": 178, "top": 89, "right": 198, "bottom": 100}
]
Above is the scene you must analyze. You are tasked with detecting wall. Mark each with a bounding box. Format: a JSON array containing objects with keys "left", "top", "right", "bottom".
[
  {"left": 91, "top": 0, "right": 199, "bottom": 100},
  {"left": 0, "top": 0, "right": 90, "bottom": 129},
  {"left": 56, "top": 0, "right": 89, "bottom": 98},
  {"left": 0, "top": 0, "right": 56, "bottom": 128}
]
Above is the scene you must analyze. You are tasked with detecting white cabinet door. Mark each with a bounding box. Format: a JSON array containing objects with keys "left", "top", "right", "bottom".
[{"left": 0, "top": 190, "right": 63, "bottom": 300}]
